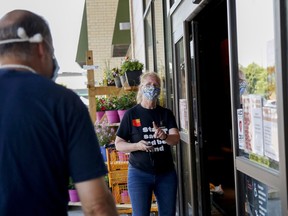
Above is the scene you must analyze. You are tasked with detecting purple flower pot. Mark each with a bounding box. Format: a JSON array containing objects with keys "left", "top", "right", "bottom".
[
  {"left": 69, "top": 189, "right": 79, "bottom": 202},
  {"left": 106, "top": 110, "right": 120, "bottom": 124},
  {"left": 117, "top": 110, "right": 127, "bottom": 121},
  {"left": 96, "top": 111, "right": 105, "bottom": 122}
]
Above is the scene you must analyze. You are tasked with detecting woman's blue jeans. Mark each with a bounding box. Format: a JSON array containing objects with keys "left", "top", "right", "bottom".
[{"left": 128, "top": 164, "right": 177, "bottom": 216}]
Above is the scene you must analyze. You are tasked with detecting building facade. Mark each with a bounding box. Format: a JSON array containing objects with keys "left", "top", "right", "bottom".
[{"left": 78, "top": 0, "right": 288, "bottom": 215}]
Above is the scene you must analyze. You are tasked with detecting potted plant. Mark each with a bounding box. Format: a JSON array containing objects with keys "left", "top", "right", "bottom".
[
  {"left": 120, "top": 56, "right": 144, "bottom": 86},
  {"left": 95, "top": 119, "right": 116, "bottom": 161},
  {"left": 112, "top": 67, "right": 122, "bottom": 88},
  {"left": 68, "top": 177, "right": 80, "bottom": 202},
  {"left": 116, "top": 91, "right": 137, "bottom": 120},
  {"left": 102, "top": 60, "right": 115, "bottom": 86},
  {"left": 95, "top": 96, "right": 107, "bottom": 122},
  {"left": 104, "top": 96, "right": 120, "bottom": 123}
]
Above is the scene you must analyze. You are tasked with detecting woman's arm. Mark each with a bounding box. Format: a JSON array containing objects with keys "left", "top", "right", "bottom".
[
  {"left": 153, "top": 121, "right": 180, "bottom": 146},
  {"left": 115, "top": 136, "right": 153, "bottom": 153},
  {"left": 160, "top": 128, "right": 180, "bottom": 146}
]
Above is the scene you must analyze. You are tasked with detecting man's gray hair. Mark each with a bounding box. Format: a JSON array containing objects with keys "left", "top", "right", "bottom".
[{"left": 0, "top": 10, "right": 52, "bottom": 58}]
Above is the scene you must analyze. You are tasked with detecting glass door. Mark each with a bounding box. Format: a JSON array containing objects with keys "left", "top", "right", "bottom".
[
  {"left": 189, "top": 0, "right": 236, "bottom": 215},
  {"left": 228, "top": 0, "right": 286, "bottom": 214},
  {"left": 174, "top": 37, "right": 195, "bottom": 216}
]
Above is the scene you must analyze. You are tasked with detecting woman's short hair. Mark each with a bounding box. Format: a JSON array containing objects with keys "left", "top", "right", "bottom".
[{"left": 136, "top": 71, "right": 161, "bottom": 103}]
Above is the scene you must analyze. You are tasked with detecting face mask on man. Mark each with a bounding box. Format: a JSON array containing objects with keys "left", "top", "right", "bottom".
[
  {"left": 142, "top": 85, "right": 160, "bottom": 101},
  {"left": 51, "top": 57, "right": 60, "bottom": 81}
]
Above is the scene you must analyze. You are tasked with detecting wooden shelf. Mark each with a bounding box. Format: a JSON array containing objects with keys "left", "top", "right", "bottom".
[{"left": 68, "top": 201, "right": 81, "bottom": 206}]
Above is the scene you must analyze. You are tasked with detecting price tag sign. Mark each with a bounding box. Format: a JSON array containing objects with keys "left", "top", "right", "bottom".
[{"left": 83, "top": 65, "right": 99, "bottom": 70}]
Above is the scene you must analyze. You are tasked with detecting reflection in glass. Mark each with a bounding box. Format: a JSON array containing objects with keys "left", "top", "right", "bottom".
[
  {"left": 163, "top": 3, "right": 174, "bottom": 110},
  {"left": 236, "top": 0, "right": 275, "bottom": 99},
  {"left": 154, "top": 0, "right": 166, "bottom": 107},
  {"left": 144, "top": 7, "right": 154, "bottom": 72},
  {"left": 235, "top": 0, "right": 279, "bottom": 171},
  {"left": 180, "top": 140, "right": 193, "bottom": 215},
  {"left": 175, "top": 38, "right": 187, "bottom": 132}
]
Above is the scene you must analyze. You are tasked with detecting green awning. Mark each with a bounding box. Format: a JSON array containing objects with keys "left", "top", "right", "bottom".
[
  {"left": 111, "top": 0, "right": 131, "bottom": 57},
  {"left": 76, "top": 0, "right": 131, "bottom": 61},
  {"left": 76, "top": 2, "right": 88, "bottom": 67}
]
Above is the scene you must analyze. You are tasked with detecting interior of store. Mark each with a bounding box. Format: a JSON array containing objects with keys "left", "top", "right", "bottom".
[{"left": 193, "top": 0, "right": 236, "bottom": 215}]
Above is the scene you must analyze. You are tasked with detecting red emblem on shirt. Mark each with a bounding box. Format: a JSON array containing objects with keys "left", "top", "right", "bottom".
[{"left": 132, "top": 119, "right": 141, "bottom": 127}]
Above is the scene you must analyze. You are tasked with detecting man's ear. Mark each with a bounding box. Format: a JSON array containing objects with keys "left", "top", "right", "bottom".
[{"left": 37, "top": 42, "right": 47, "bottom": 59}]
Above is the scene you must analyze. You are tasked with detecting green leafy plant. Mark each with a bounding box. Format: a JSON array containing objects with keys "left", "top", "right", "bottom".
[
  {"left": 102, "top": 60, "right": 115, "bottom": 86},
  {"left": 111, "top": 67, "right": 120, "bottom": 78},
  {"left": 120, "top": 56, "right": 144, "bottom": 76},
  {"left": 68, "top": 177, "right": 75, "bottom": 190},
  {"left": 94, "top": 119, "right": 116, "bottom": 146},
  {"left": 105, "top": 96, "right": 118, "bottom": 111},
  {"left": 96, "top": 96, "right": 107, "bottom": 111},
  {"left": 116, "top": 91, "right": 137, "bottom": 110}
]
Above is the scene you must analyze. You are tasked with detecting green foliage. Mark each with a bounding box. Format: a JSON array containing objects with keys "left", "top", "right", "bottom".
[
  {"left": 96, "top": 96, "right": 107, "bottom": 111},
  {"left": 241, "top": 63, "right": 275, "bottom": 99},
  {"left": 102, "top": 60, "right": 115, "bottom": 86},
  {"left": 111, "top": 67, "right": 120, "bottom": 78},
  {"left": 105, "top": 96, "right": 118, "bottom": 111},
  {"left": 120, "top": 57, "right": 144, "bottom": 75},
  {"left": 116, "top": 91, "right": 137, "bottom": 110},
  {"left": 68, "top": 177, "right": 75, "bottom": 190},
  {"left": 96, "top": 96, "right": 120, "bottom": 111}
]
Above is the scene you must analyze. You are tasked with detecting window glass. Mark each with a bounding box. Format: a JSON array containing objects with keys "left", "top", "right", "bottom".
[
  {"left": 144, "top": 7, "right": 154, "bottom": 73},
  {"left": 235, "top": 0, "right": 278, "bottom": 171},
  {"left": 175, "top": 38, "right": 188, "bottom": 132},
  {"left": 163, "top": 3, "right": 174, "bottom": 110},
  {"left": 154, "top": 0, "right": 166, "bottom": 107}
]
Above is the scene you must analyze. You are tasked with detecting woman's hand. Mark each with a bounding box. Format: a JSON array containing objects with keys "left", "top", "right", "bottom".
[
  {"left": 152, "top": 121, "right": 167, "bottom": 140},
  {"left": 137, "top": 140, "right": 154, "bottom": 152},
  {"left": 115, "top": 136, "right": 154, "bottom": 153}
]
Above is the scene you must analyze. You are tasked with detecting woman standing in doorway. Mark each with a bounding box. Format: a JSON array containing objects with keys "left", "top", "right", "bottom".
[{"left": 115, "top": 71, "right": 180, "bottom": 216}]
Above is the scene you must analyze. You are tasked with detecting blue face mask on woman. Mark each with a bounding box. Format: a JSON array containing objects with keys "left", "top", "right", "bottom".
[{"left": 142, "top": 85, "right": 160, "bottom": 101}]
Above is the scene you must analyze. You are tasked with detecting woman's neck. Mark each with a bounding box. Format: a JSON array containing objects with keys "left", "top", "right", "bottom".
[{"left": 140, "top": 100, "right": 157, "bottom": 109}]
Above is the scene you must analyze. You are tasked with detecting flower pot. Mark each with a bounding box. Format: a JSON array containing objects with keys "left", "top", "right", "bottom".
[
  {"left": 117, "top": 151, "right": 128, "bottom": 161},
  {"left": 106, "top": 110, "right": 120, "bottom": 124},
  {"left": 117, "top": 109, "right": 127, "bottom": 121},
  {"left": 125, "top": 70, "right": 142, "bottom": 86},
  {"left": 96, "top": 111, "right": 105, "bottom": 122},
  {"left": 100, "top": 146, "right": 107, "bottom": 162},
  {"left": 121, "top": 190, "right": 130, "bottom": 203},
  {"left": 114, "top": 76, "right": 122, "bottom": 88},
  {"left": 120, "top": 75, "right": 127, "bottom": 86},
  {"left": 68, "top": 189, "right": 80, "bottom": 202}
]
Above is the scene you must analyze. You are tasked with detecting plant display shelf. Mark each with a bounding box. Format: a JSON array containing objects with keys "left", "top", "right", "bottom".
[{"left": 105, "top": 145, "right": 158, "bottom": 214}]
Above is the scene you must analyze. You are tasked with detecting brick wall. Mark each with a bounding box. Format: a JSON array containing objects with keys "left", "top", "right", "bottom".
[{"left": 86, "top": 0, "right": 123, "bottom": 84}]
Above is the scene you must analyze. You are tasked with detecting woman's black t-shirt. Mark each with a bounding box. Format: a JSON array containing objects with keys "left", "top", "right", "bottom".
[{"left": 116, "top": 104, "right": 178, "bottom": 174}]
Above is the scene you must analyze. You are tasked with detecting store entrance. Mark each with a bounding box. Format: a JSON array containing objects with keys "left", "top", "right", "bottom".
[{"left": 190, "top": 0, "right": 236, "bottom": 215}]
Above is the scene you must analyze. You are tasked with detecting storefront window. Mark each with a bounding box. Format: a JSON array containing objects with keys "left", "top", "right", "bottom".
[{"left": 235, "top": 0, "right": 279, "bottom": 170}]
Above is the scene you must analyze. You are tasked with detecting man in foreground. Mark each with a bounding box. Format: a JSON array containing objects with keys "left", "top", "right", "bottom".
[{"left": 0, "top": 10, "right": 118, "bottom": 216}]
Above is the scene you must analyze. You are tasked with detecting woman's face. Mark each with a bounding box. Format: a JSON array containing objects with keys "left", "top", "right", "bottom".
[
  {"left": 142, "top": 75, "right": 160, "bottom": 89},
  {"left": 141, "top": 75, "right": 161, "bottom": 101}
]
